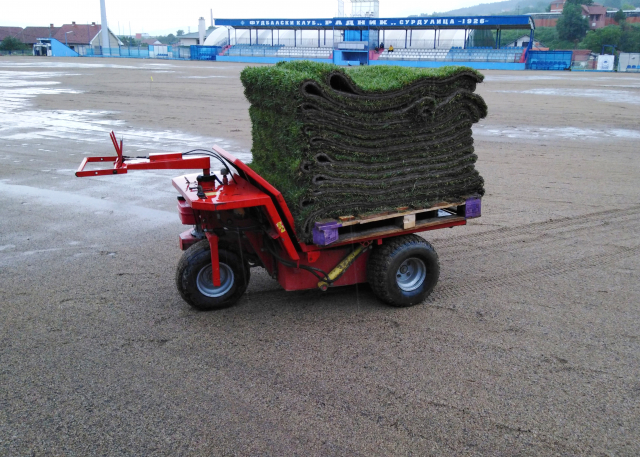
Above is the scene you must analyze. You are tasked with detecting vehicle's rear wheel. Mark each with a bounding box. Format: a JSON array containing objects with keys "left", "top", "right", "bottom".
[
  {"left": 367, "top": 234, "right": 439, "bottom": 307},
  {"left": 176, "top": 240, "right": 250, "bottom": 310}
]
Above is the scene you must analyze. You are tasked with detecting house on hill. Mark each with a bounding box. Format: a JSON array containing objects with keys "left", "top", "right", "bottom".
[
  {"left": 0, "top": 26, "right": 23, "bottom": 42},
  {"left": 51, "top": 22, "right": 121, "bottom": 52},
  {"left": 544, "top": 1, "right": 607, "bottom": 28},
  {"left": 582, "top": 3, "right": 607, "bottom": 29},
  {"left": 178, "top": 29, "right": 216, "bottom": 46},
  {"left": 504, "top": 35, "right": 549, "bottom": 50},
  {"left": 141, "top": 38, "right": 162, "bottom": 46},
  {"left": 530, "top": 4, "right": 637, "bottom": 28},
  {"left": 15, "top": 25, "right": 60, "bottom": 47}
]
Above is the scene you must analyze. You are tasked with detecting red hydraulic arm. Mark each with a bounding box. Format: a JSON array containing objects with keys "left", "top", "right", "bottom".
[{"left": 76, "top": 131, "right": 211, "bottom": 177}]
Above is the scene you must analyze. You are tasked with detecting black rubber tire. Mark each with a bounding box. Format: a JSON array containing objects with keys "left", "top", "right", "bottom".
[
  {"left": 367, "top": 234, "right": 439, "bottom": 307},
  {"left": 175, "top": 239, "right": 250, "bottom": 311}
]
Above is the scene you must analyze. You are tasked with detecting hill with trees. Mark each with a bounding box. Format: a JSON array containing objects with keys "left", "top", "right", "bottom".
[{"left": 421, "top": 0, "right": 640, "bottom": 16}]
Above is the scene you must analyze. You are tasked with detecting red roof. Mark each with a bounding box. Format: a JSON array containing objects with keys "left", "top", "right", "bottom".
[
  {"left": 15, "top": 26, "right": 60, "bottom": 44},
  {"left": 582, "top": 3, "right": 607, "bottom": 14},
  {"left": 0, "top": 26, "right": 23, "bottom": 41},
  {"left": 52, "top": 23, "right": 103, "bottom": 45}
]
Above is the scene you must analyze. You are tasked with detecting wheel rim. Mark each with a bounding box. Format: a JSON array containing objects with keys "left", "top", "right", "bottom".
[
  {"left": 396, "top": 257, "right": 427, "bottom": 292},
  {"left": 196, "top": 263, "right": 234, "bottom": 298}
]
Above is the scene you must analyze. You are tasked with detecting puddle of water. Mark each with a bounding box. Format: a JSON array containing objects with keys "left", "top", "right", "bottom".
[
  {"left": 485, "top": 75, "right": 565, "bottom": 81},
  {"left": 601, "top": 84, "right": 640, "bottom": 89},
  {"left": 0, "top": 181, "right": 175, "bottom": 222},
  {"left": 182, "top": 75, "right": 229, "bottom": 79},
  {"left": 0, "top": 68, "right": 251, "bottom": 161},
  {"left": 0, "top": 61, "right": 142, "bottom": 70},
  {"left": 475, "top": 125, "right": 640, "bottom": 140},
  {"left": 485, "top": 74, "right": 640, "bottom": 82},
  {"left": 493, "top": 87, "right": 640, "bottom": 105}
]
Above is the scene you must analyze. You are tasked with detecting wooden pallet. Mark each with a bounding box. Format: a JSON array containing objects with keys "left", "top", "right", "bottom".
[
  {"left": 321, "top": 199, "right": 466, "bottom": 231},
  {"left": 337, "top": 213, "right": 466, "bottom": 244}
]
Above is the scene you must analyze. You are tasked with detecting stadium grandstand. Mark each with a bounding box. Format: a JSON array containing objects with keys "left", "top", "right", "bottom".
[{"left": 205, "top": 15, "right": 534, "bottom": 70}]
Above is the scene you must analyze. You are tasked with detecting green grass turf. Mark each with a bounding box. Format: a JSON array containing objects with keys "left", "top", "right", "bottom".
[{"left": 240, "top": 61, "right": 487, "bottom": 242}]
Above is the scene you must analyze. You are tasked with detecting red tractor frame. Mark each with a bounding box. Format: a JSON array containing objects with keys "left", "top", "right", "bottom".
[{"left": 77, "top": 132, "right": 481, "bottom": 310}]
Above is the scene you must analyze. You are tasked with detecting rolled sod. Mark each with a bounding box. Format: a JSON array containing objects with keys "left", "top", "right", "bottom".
[{"left": 240, "top": 61, "right": 487, "bottom": 242}]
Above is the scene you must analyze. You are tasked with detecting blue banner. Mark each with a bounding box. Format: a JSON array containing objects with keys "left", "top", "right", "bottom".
[{"left": 214, "top": 16, "right": 532, "bottom": 29}]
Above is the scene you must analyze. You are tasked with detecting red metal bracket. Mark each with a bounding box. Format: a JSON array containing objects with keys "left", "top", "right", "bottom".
[
  {"left": 205, "top": 232, "right": 221, "bottom": 287},
  {"left": 76, "top": 131, "right": 211, "bottom": 177}
]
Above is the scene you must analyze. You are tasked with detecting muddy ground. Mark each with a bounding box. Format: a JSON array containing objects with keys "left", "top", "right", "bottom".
[{"left": 1, "top": 57, "right": 639, "bottom": 456}]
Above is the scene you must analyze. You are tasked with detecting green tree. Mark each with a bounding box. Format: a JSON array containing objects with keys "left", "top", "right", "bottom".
[
  {"left": 472, "top": 29, "right": 496, "bottom": 47},
  {"left": 118, "top": 36, "right": 140, "bottom": 47},
  {"left": 557, "top": 3, "right": 589, "bottom": 42},
  {"left": 0, "top": 36, "right": 27, "bottom": 51},
  {"left": 621, "top": 3, "right": 635, "bottom": 9},
  {"left": 176, "top": 30, "right": 184, "bottom": 36},
  {"left": 617, "top": 24, "right": 640, "bottom": 52},
  {"left": 614, "top": 9, "right": 627, "bottom": 22},
  {"left": 157, "top": 34, "right": 177, "bottom": 44},
  {"left": 581, "top": 25, "right": 622, "bottom": 51}
]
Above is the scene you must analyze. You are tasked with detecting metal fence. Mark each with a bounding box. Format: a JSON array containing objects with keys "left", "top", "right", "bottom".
[
  {"left": 147, "top": 45, "right": 191, "bottom": 59},
  {"left": 0, "top": 49, "right": 32, "bottom": 56},
  {"left": 77, "top": 46, "right": 150, "bottom": 58},
  {"left": 73, "top": 45, "right": 192, "bottom": 60}
]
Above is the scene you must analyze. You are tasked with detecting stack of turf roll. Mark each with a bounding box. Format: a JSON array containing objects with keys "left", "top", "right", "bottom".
[{"left": 240, "top": 61, "right": 487, "bottom": 242}]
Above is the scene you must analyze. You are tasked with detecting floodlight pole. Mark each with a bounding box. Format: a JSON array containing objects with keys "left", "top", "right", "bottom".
[
  {"left": 100, "top": 0, "right": 110, "bottom": 53},
  {"left": 65, "top": 31, "right": 73, "bottom": 46}
]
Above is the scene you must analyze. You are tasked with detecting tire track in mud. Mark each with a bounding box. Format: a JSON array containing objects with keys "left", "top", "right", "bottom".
[
  {"left": 432, "top": 205, "right": 640, "bottom": 251},
  {"left": 244, "top": 205, "right": 640, "bottom": 307},
  {"left": 432, "top": 244, "right": 640, "bottom": 302},
  {"left": 441, "top": 214, "right": 640, "bottom": 261},
  {"left": 427, "top": 205, "right": 640, "bottom": 301}
]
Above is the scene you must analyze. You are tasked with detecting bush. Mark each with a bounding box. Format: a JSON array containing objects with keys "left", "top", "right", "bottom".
[{"left": 0, "top": 36, "right": 28, "bottom": 52}]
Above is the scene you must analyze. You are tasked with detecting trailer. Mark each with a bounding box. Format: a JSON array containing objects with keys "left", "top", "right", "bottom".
[{"left": 76, "top": 132, "right": 481, "bottom": 310}]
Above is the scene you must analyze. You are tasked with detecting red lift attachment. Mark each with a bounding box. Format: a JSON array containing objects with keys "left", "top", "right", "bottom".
[
  {"left": 76, "top": 131, "right": 211, "bottom": 177},
  {"left": 76, "top": 131, "right": 480, "bottom": 311}
]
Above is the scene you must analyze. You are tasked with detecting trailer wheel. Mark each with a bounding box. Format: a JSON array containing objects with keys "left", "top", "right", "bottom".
[
  {"left": 367, "top": 234, "right": 439, "bottom": 307},
  {"left": 176, "top": 240, "right": 250, "bottom": 311}
]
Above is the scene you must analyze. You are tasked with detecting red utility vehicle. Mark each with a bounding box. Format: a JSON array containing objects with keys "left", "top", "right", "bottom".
[{"left": 76, "top": 132, "right": 481, "bottom": 310}]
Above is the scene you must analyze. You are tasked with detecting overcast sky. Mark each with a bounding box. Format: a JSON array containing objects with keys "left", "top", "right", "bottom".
[{"left": 3, "top": 0, "right": 484, "bottom": 35}]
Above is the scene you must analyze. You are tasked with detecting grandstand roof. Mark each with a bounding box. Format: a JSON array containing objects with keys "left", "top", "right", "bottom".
[{"left": 215, "top": 16, "right": 534, "bottom": 30}]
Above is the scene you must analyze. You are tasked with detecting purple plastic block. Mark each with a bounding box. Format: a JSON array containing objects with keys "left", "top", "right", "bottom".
[
  {"left": 465, "top": 197, "right": 481, "bottom": 218},
  {"left": 313, "top": 221, "right": 342, "bottom": 246}
]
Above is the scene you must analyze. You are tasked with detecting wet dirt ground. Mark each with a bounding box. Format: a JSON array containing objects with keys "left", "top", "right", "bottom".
[{"left": 1, "top": 57, "right": 639, "bottom": 456}]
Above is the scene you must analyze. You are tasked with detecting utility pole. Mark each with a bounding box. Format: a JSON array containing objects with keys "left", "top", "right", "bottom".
[{"left": 100, "top": 0, "right": 110, "bottom": 51}]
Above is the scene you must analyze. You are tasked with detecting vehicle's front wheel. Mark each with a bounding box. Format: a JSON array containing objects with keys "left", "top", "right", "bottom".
[
  {"left": 176, "top": 240, "right": 250, "bottom": 311},
  {"left": 367, "top": 234, "right": 439, "bottom": 307}
]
